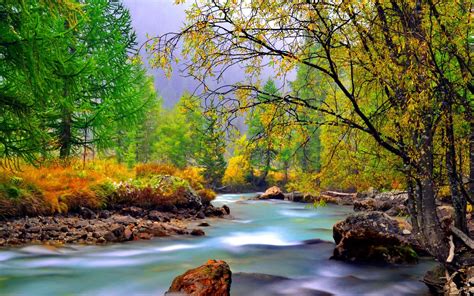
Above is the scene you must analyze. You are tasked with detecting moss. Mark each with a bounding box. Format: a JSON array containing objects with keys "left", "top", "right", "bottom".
[
  {"left": 5, "top": 186, "right": 22, "bottom": 199},
  {"left": 371, "top": 244, "right": 418, "bottom": 264},
  {"left": 90, "top": 180, "right": 116, "bottom": 208}
]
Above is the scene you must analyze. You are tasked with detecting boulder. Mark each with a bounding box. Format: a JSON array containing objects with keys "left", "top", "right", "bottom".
[
  {"left": 259, "top": 186, "right": 285, "bottom": 200},
  {"left": 332, "top": 211, "right": 418, "bottom": 264},
  {"left": 320, "top": 191, "right": 356, "bottom": 205},
  {"left": 167, "top": 259, "right": 231, "bottom": 296},
  {"left": 111, "top": 215, "right": 138, "bottom": 225},
  {"left": 190, "top": 229, "right": 205, "bottom": 236},
  {"left": 436, "top": 205, "right": 455, "bottom": 225},
  {"left": 121, "top": 206, "right": 145, "bottom": 217},
  {"left": 148, "top": 210, "right": 162, "bottom": 221},
  {"left": 283, "top": 192, "right": 316, "bottom": 203},
  {"left": 98, "top": 210, "right": 111, "bottom": 219},
  {"left": 78, "top": 207, "right": 96, "bottom": 219},
  {"left": 354, "top": 190, "right": 408, "bottom": 216},
  {"left": 222, "top": 205, "right": 230, "bottom": 215},
  {"left": 204, "top": 206, "right": 226, "bottom": 217}
]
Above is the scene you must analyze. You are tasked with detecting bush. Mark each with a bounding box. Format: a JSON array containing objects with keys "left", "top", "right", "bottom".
[
  {"left": 174, "top": 166, "right": 206, "bottom": 190},
  {"left": 136, "top": 163, "right": 207, "bottom": 190},
  {"left": 135, "top": 163, "right": 177, "bottom": 178},
  {"left": 110, "top": 175, "right": 202, "bottom": 210},
  {"left": 0, "top": 160, "right": 133, "bottom": 217},
  {"left": 197, "top": 188, "right": 217, "bottom": 206},
  {"left": 0, "top": 175, "right": 50, "bottom": 218}
]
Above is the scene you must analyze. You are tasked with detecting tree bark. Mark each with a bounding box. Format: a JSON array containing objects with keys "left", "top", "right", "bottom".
[
  {"left": 445, "top": 109, "right": 467, "bottom": 233},
  {"left": 417, "top": 123, "right": 448, "bottom": 261},
  {"left": 59, "top": 108, "right": 72, "bottom": 159},
  {"left": 419, "top": 176, "right": 448, "bottom": 260},
  {"left": 406, "top": 177, "right": 420, "bottom": 234},
  {"left": 469, "top": 120, "right": 474, "bottom": 200}
]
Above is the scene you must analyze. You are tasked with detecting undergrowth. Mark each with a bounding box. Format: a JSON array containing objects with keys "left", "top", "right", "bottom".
[{"left": 0, "top": 160, "right": 215, "bottom": 219}]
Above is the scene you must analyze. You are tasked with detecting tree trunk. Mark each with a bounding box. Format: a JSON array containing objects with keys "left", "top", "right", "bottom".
[
  {"left": 59, "top": 108, "right": 72, "bottom": 159},
  {"left": 469, "top": 120, "right": 474, "bottom": 200},
  {"left": 416, "top": 127, "right": 449, "bottom": 261},
  {"left": 418, "top": 176, "right": 448, "bottom": 260},
  {"left": 446, "top": 110, "right": 467, "bottom": 233},
  {"left": 406, "top": 177, "right": 420, "bottom": 234}
]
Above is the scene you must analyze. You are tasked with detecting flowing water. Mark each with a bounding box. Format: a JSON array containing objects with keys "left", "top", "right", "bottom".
[{"left": 0, "top": 193, "right": 434, "bottom": 295}]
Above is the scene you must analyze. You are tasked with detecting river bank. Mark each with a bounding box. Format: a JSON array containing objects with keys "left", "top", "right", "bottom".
[{"left": 0, "top": 204, "right": 230, "bottom": 247}]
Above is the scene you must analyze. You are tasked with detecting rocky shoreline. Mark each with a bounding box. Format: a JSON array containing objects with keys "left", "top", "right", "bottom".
[{"left": 0, "top": 204, "right": 230, "bottom": 247}]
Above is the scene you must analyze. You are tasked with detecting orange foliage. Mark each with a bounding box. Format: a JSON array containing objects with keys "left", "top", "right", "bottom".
[
  {"left": 197, "top": 188, "right": 217, "bottom": 205},
  {"left": 0, "top": 159, "right": 132, "bottom": 215},
  {"left": 0, "top": 160, "right": 215, "bottom": 218},
  {"left": 135, "top": 163, "right": 177, "bottom": 177}
]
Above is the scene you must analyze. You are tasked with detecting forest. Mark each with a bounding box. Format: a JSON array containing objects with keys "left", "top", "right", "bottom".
[{"left": 0, "top": 0, "right": 473, "bottom": 295}]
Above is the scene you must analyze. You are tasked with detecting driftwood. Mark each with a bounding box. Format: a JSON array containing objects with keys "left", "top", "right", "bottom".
[
  {"left": 446, "top": 235, "right": 455, "bottom": 263},
  {"left": 450, "top": 225, "right": 474, "bottom": 250},
  {"left": 321, "top": 191, "right": 356, "bottom": 198}
]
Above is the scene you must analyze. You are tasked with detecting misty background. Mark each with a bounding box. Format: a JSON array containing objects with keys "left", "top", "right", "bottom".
[{"left": 122, "top": 0, "right": 294, "bottom": 109}]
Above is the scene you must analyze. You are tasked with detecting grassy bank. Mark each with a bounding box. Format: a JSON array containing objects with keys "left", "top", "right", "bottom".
[{"left": 0, "top": 160, "right": 216, "bottom": 219}]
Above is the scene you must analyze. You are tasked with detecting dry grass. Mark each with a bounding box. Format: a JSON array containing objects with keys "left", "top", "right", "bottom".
[{"left": 0, "top": 160, "right": 215, "bottom": 218}]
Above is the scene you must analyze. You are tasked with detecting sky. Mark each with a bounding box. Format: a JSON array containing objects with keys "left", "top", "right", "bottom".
[
  {"left": 122, "top": 0, "right": 191, "bottom": 108},
  {"left": 122, "top": 0, "right": 294, "bottom": 109}
]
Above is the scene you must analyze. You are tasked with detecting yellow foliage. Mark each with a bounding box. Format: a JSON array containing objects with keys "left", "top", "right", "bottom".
[
  {"left": 286, "top": 172, "right": 321, "bottom": 196},
  {"left": 197, "top": 188, "right": 217, "bottom": 205},
  {"left": 222, "top": 155, "right": 251, "bottom": 187},
  {"left": 174, "top": 166, "right": 206, "bottom": 190},
  {"left": 266, "top": 171, "right": 287, "bottom": 184}
]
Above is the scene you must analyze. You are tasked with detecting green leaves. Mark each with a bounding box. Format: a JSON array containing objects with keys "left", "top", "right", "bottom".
[{"left": 0, "top": 0, "right": 155, "bottom": 163}]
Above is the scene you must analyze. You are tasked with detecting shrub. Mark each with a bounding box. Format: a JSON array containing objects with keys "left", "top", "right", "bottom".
[
  {"left": 110, "top": 175, "right": 202, "bottom": 210},
  {"left": 197, "top": 188, "right": 217, "bottom": 206},
  {"left": 136, "top": 164, "right": 207, "bottom": 190},
  {"left": 0, "top": 160, "right": 133, "bottom": 217},
  {"left": 0, "top": 175, "right": 50, "bottom": 218},
  {"left": 174, "top": 166, "right": 206, "bottom": 190},
  {"left": 266, "top": 171, "right": 287, "bottom": 185},
  {"left": 135, "top": 163, "right": 177, "bottom": 178}
]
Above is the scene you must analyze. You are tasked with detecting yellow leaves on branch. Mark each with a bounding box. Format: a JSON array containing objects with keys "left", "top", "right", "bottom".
[{"left": 222, "top": 155, "right": 251, "bottom": 186}]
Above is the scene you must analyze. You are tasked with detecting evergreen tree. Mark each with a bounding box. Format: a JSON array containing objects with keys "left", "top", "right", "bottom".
[
  {"left": 0, "top": 0, "right": 81, "bottom": 164},
  {"left": 51, "top": 0, "right": 149, "bottom": 159}
]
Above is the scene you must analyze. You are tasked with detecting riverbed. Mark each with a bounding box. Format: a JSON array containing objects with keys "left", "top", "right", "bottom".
[{"left": 0, "top": 193, "right": 434, "bottom": 295}]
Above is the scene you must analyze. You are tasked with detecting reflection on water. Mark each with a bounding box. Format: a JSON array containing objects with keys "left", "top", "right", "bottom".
[{"left": 0, "top": 193, "right": 434, "bottom": 295}]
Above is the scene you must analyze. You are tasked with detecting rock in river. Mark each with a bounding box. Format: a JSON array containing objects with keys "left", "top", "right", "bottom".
[
  {"left": 332, "top": 211, "right": 418, "bottom": 264},
  {"left": 354, "top": 190, "right": 408, "bottom": 216},
  {"left": 259, "top": 186, "right": 285, "bottom": 200},
  {"left": 167, "top": 259, "right": 231, "bottom": 296}
]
